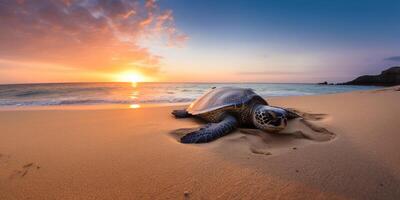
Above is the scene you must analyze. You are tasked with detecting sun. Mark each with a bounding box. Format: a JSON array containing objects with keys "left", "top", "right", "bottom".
[{"left": 116, "top": 71, "right": 147, "bottom": 83}]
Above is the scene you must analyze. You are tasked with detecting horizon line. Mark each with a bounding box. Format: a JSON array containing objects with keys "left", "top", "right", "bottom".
[{"left": 0, "top": 81, "right": 331, "bottom": 86}]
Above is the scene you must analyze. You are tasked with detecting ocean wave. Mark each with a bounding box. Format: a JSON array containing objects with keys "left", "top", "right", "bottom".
[
  {"left": 0, "top": 97, "right": 196, "bottom": 106},
  {"left": 0, "top": 83, "right": 129, "bottom": 98},
  {"left": 15, "top": 90, "right": 51, "bottom": 97},
  {"left": 0, "top": 83, "right": 381, "bottom": 107}
]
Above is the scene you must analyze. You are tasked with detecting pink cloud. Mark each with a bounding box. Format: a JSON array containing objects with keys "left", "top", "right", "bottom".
[{"left": 0, "top": 0, "right": 187, "bottom": 76}]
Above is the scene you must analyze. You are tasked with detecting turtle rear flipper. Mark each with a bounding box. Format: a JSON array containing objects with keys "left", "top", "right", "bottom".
[
  {"left": 180, "top": 115, "right": 238, "bottom": 143},
  {"left": 172, "top": 109, "right": 192, "bottom": 118}
]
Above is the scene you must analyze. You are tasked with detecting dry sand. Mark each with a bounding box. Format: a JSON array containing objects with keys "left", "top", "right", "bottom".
[{"left": 0, "top": 86, "right": 400, "bottom": 199}]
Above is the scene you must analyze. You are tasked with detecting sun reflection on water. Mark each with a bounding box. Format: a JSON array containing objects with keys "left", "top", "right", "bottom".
[
  {"left": 130, "top": 90, "right": 139, "bottom": 99},
  {"left": 129, "top": 81, "right": 140, "bottom": 109}
]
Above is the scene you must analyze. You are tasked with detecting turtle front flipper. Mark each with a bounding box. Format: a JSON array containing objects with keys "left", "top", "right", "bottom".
[
  {"left": 172, "top": 109, "right": 192, "bottom": 118},
  {"left": 180, "top": 115, "right": 238, "bottom": 143}
]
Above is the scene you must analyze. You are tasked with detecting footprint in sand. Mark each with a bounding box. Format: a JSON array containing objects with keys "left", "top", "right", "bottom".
[
  {"left": 9, "top": 162, "right": 40, "bottom": 179},
  {"left": 250, "top": 147, "right": 272, "bottom": 156},
  {"left": 0, "top": 153, "right": 11, "bottom": 159},
  {"left": 0, "top": 153, "right": 12, "bottom": 166}
]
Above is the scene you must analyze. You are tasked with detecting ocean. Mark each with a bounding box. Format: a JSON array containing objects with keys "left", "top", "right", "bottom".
[{"left": 0, "top": 82, "right": 381, "bottom": 107}]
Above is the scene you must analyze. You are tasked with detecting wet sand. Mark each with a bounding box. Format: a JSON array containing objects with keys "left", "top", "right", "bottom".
[{"left": 0, "top": 86, "right": 400, "bottom": 199}]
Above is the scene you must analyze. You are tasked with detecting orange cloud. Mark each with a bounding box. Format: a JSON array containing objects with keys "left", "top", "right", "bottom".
[{"left": 0, "top": 0, "right": 187, "bottom": 82}]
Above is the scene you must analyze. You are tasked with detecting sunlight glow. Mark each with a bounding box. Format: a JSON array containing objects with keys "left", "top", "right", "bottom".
[
  {"left": 116, "top": 71, "right": 147, "bottom": 83},
  {"left": 129, "top": 104, "right": 141, "bottom": 109}
]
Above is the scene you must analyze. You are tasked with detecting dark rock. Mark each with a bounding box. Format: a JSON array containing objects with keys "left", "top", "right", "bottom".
[
  {"left": 318, "top": 81, "right": 328, "bottom": 85},
  {"left": 342, "top": 66, "right": 400, "bottom": 86}
]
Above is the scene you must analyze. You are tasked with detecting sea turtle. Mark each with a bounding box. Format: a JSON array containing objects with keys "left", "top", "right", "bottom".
[{"left": 172, "top": 87, "right": 299, "bottom": 143}]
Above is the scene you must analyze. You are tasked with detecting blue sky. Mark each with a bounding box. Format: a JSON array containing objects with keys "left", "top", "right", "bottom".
[{"left": 155, "top": 0, "right": 400, "bottom": 82}]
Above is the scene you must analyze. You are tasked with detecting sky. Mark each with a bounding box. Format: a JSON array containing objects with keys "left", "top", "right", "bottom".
[{"left": 0, "top": 0, "right": 399, "bottom": 84}]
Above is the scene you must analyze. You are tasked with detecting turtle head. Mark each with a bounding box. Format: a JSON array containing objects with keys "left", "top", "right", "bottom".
[{"left": 252, "top": 105, "right": 288, "bottom": 132}]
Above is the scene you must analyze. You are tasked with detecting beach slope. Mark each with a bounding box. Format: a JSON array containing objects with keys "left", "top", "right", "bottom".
[{"left": 1, "top": 86, "right": 400, "bottom": 199}]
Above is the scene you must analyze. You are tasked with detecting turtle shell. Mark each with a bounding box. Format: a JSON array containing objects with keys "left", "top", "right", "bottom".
[{"left": 187, "top": 87, "right": 267, "bottom": 115}]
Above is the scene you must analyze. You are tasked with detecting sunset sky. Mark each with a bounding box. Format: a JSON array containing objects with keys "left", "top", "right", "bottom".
[{"left": 0, "top": 0, "right": 399, "bottom": 84}]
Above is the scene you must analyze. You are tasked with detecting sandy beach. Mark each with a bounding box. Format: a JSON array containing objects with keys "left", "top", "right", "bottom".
[{"left": 1, "top": 86, "right": 400, "bottom": 199}]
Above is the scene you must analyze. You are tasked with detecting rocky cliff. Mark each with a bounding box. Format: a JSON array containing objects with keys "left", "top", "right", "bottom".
[{"left": 342, "top": 66, "right": 400, "bottom": 86}]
